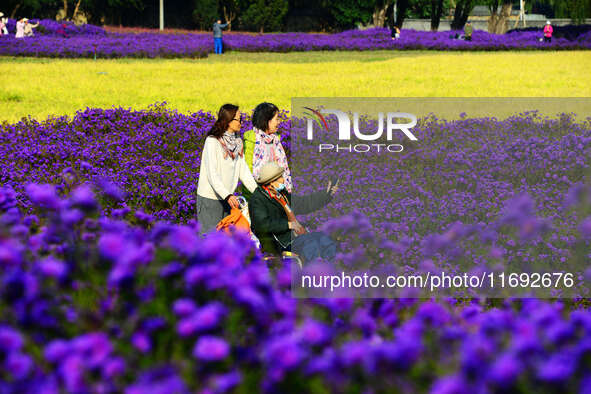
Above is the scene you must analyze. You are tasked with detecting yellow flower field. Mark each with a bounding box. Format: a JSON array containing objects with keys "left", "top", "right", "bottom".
[{"left": 1, "top": 50, "right": 590, "bottom": 122}]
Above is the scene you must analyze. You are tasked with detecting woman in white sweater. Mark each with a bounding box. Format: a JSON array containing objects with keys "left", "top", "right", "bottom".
[{"left": 196, "top": 104, "right": 258, "bottom": 234}]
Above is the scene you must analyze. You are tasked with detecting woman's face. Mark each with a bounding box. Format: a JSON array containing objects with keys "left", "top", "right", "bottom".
[
  {"left": 267, "top": 112, "right": 279, "bottom": 134},
  {"left": 228, "top": 110, "right": 241, "bottom": 133}
]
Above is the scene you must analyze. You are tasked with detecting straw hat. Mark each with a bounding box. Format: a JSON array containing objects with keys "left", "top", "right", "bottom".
[
  {"left": 256, "top": 162, "right": 284, "bottom": 184},
  {"left": 23, "top": 18, "right": 29, "bottom": 22},
  {"left": 546, "top": 20, "right": 551, "bottom": 24},
  {"left": 0, "top": 13, "right": 4, "bottom": 17}
]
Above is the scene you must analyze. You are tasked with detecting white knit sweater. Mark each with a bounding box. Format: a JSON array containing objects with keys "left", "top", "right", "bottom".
[{"left": 197, "top": 136, "right": 258, "bottom": 200}]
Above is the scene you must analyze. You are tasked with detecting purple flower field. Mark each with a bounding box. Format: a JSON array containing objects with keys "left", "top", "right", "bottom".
[
  {"left": 0, "top": 19, "right": 589, "bottom": 58},
  {"left": 289, "top": 110, "right": 591, "bottom": 298},
  {"left": 0, "top": 104, "right": 590, "bottom": 391}
]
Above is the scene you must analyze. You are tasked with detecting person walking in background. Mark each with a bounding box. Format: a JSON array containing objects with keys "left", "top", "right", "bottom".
[
  {"left": 213, "top": 19, "right": 229, "bottom": 54},
  {"left": 196, "top": 104, "right": 258, "bottom": 234},
  {"left": 543, "top": 20, "right": 553, "bottom": 43},
  {"left": 243, "top": 102, "right": 293, "bottom": 199},
  {"left": 464, "top": 21, "right": 473, "bottom": 41}
]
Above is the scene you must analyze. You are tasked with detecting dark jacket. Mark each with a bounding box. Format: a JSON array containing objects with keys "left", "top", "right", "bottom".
[
  {"left": 213, "top": 22, "right": 228, "bottom": 38},
  {"left": 249, "top": 186, "right": 332, "bottom": 254}
]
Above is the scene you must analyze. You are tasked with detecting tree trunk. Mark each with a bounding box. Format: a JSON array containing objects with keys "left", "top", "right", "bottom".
[
  {"left": 450, "top": 0, "right": 475, "bottom": 30},
  {"left": 488, "top": 2, "right": 512, "bottom": 34},
  {"left": 430, "top": 0, "right": 444, "bottom": 31},
  {"left": 223, "top": 6, "right": 236, "bottom": 31},
  {"left": 395, "top": 0, "right": 410, "bottom": 28},
  {"left": 385, "top": 2, "right": 395, "bottom": 29},
  {"left": 72, "top": 0, "right": 82, "bottom": 20},
  {"left": 372, "top": 3, "right": 389, "bottom": 28},
  {"left": 63, "top": 0, "right": 68, "bottom": 20},
  {"left": 11, "top": 3, "right": 21, "bottom": 19}
]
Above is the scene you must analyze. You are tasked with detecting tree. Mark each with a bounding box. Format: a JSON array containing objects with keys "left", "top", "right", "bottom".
[
  {"left": 56, "top": 0, "right": 92, "bottom": 21},
  {"left": 285, "top": 0, "right": 335, "bottom": 32},
  {"left": 329, "top": 0, "right": 374, "bottom": 29},
  {"left": 239, "top": 0, "right": 288, "bottom": 32},
  {"left": 430, "top": 0, "right": 444, "bottom": 30},
  {"left": 4, "top": 0, "right": 51, "bottom": 18},
  {"left": 487, "top": 0, "right": 512, "bottom": 34},
  {"left": 220, "top": 0, "right": 239, "bottom": 30},
  {"left": 512, "top": 0, "right": 525, "bottom": 29},
  {"left": 395, "top": 0, "right": 410, "bottom": 28},
  {"left": 450, "top": 0, "right": 475, "bottom": 30},
  {"left": 563, "top": 0, "right": 591, "bottom": 23},
  {"left": 193, "top": 0, "right": 218, "bottom": 30},
  {"left": 407, "top": 0, "right": 431, "bottom": 18},
  {"left": 76, "top": 0, "right": 143, "bottom": 25},
  {"left": 373, "top": 0, "right": 395, "bottom": 27}
]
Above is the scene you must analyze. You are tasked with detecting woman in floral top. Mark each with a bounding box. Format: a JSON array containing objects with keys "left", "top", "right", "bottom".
[{"left": 243, "top": 102, "right": 293, "bottom": 197}]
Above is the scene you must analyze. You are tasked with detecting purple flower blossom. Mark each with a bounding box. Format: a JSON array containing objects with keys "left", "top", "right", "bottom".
[
  {"left": 177, "top": 303, "right": 226, "bottom": 336},
  {"left": 167, "top": 226, "right": 200, "bottom": 257},
  {"left": 0, "top": 185, "right": 17, "bottom": 211},
  {"left": 430, "top": 375, "right": 470, "bottom": 394},
  {"left": 25, "top": 183, "right": 61, "bottom": 210},
  {"left": 0, "top": 326, "right": 23, "bottom": 352},
  {"left": 5, "top": 352, "right": 33, "bottom": 379},
  {"left": 578, "top": 216, "right": 591, "bottom": 238},
  {"left": 193, "top": 336, "right": 230, "bottom": 361},
  {"left": 488, "top": 353, "right": 522, "bottom": 387},
  {"left": 70, "top": 184, "right": 98, "bottom": 211},
  {"left": 38, "top": 256, "right": 67, "bottom": 278},
  {"left": 537, "top": 353, "right": 577, "bottom": 383},
  {"left": 103, "top": 357, "right": 126, "bottom": 379},
  {"left": 131, "top": 331, "right": 151, "bottom": 353},
  {"left": 173, "top": 298, "right": 197, "bottom": 317}
]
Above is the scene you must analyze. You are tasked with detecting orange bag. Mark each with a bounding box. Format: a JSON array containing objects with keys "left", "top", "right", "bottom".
[{"left": 216, "top": 208, "right": 252, "bottom": 234}]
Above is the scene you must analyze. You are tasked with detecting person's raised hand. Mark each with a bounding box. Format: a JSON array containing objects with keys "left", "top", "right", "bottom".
[{"left": 328, "top": 179, "right": 339, "bottom": 196}]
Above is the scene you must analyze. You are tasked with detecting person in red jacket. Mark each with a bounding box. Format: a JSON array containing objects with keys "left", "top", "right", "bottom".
[{"left": 543, "top": 21, "right": 553, "bottom": 43}]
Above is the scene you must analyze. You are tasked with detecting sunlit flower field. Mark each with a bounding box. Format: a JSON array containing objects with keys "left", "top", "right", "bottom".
[{"left": 1, "top": 18, "right": 590, "bottom": 391}]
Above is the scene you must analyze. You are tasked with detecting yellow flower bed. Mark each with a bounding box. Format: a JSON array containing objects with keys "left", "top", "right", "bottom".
[{"left": 1, "top": 50, "right": 590, "bottom": 122}]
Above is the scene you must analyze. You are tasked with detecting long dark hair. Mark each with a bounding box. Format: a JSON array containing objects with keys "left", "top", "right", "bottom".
[
  {"left": 252, "top": 102, "right": 279, "bottom": 132},
  {"left": 208, "top": 104, "right": 239, "bottom": 138}
]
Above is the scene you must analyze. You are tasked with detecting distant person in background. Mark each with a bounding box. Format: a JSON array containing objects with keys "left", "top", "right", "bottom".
[
  {"left": 464, "top": 21, "right": 473, "bottom": 41},
  {"left": 213, "top": 19, "right": 229, "bottom": 54},
  {"left": 391, "top": 25, "right": 400, "bottom": 40},
  {"left": 15, "top": 18, "right": 26, "bottom": 38},
  {"left": 57, "top": 23, "right": 69, "bottom": 38},
  {"left": 543, "top": 20, "right": 553, "bottom": 43},
  {"left": 23, "top": 18, "right": 39, "bottom": 37},
  {"left": 0, "top": 13, "right": 7, "bottom": 36}
]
